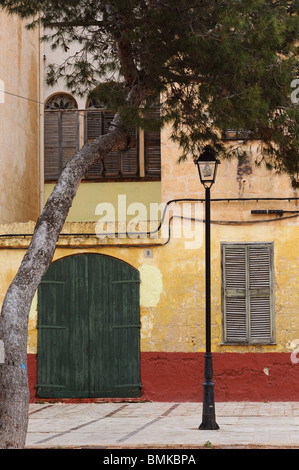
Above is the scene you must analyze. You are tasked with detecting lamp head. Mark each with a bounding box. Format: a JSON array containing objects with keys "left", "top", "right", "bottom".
[{"left": 194, "top": 146, "right": 220, "bottom": 188}]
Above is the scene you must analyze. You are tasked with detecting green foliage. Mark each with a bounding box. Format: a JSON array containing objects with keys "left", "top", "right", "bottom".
[{"left": 0, "top": 0, "right": 298, "bottom": 185}]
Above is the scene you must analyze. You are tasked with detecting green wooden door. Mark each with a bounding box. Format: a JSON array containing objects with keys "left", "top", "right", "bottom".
[{"left": 37, "top": 254, "right": 141, "bottom": 398}]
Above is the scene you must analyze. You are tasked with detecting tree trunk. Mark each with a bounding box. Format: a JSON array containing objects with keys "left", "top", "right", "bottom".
[{"left": 0, "top": 121, "right": 129, "bottom": 448}]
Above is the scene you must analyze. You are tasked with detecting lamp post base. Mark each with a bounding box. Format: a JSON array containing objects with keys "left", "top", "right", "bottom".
[
  {"left": 199, "top": 353, "right": 219, "bottom": 430},
  {"left": 199, "top": 421, "right": 219, "bottom": 430},
  {"left": 199, "top": 386, "right": 219, "bottom": 430},
  {"left": 199, "top": 410, "right": 219, "bottom": 430}
]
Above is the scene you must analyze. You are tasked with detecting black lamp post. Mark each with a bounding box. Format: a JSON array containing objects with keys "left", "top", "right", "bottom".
[{"left": 195, "top": 145, "right": 220, "bottom": 430}]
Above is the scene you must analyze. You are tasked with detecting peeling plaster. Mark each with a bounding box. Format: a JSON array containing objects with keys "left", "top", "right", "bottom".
[
  {"left": 140, "top": 313, "right": 154, "bottom": 340},
  {"left": 139, "top": 264, "right": 163, "bottom": 307}
]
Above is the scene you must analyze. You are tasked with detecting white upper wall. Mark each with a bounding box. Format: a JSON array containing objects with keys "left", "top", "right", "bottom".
[{"left": 43, "top": 34, "right": 93, "bottom": 109}]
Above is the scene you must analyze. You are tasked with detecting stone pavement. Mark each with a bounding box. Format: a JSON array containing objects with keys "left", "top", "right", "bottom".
[{"left": 25, "top": 401, "right": 299, "bottom": 449}]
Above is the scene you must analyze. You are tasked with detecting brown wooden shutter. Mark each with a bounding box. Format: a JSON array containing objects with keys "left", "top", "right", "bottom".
[
  {"left": 100, "top": 111, "right": 138, "bottom": 178},
  {"left": 85, "top": 110, "right": 139, "bottom": 179},
  {"left": 44, "top": 112, "right": 60, "bottom": 180},
  {"left": 121, "top": 148, "right": 139, "bottom": 176},
  {"left": 144, "top": 106, "right": 161, "bottom": 178},
  {"left": 121, "top": 126, "right": 138, "bottom": 177},
  {"left": 102, "top": 111, "right": 121, "bottom": 177},
  {"left": 144, "top": 129, "right": 161, "bottom": 177},
  {"left": 61, "top": 111, "right": 79, "bottom": 170},
  {"left": 85, "top": 110, "right": 105, "bottom": 179},
  {"left": 44, "top": 110, "right": 78, "bottom": 180},
  {"left": 86, "top": 110, "right": 103, "bottom": 142},
  {"left": 222, "top": 243, "right": 274, "bottom": 344}
]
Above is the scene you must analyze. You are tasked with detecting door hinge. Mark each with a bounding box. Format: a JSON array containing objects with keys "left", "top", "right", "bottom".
[
  {"left": 111, "top": 279, "right": 141, "bottom": 284},
  {"left": 35, "top": 384, "right": 65, "bottom": 388},
  {"left": 37, "top": 325, "right": 66, "bottom": 329}
]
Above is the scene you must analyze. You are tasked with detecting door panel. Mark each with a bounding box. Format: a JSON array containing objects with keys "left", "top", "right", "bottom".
[
  {"left": 88, "top": 254, "right": 112, "bottom": 396},
  {"left": 64, "top": 255, "right": 89, "bottom": 397},
  {"left": 112, "top": 277, "right": 141, "bottom": 396},
  {"left": 37, "top": 254, "right": 141, "bottom": 398},
  {"left": 37, "top": 280, "right": 67, "bottom": 397},
  {"left": 89, "top": 256, "right": 141, "bottom": 397}
]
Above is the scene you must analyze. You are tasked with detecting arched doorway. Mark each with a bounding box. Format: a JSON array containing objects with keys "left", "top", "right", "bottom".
[{"left": 36, "top": 254, "right": 141, "bottom": 398}]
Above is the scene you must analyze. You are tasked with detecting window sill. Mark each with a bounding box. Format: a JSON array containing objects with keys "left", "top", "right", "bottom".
[{"left": 45, "top": 177, "right": 161, "bottom": 184}]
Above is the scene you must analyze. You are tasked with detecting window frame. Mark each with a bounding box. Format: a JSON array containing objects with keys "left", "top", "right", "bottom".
[
  {"left": 221, "top": 241, "right": 275, "bottom": 345},
  {"left": 44, "top": 98, "right": 161, "bottom": 183},
  {"left": 222, "top": 129, "right": 253, "bottom": 141}
]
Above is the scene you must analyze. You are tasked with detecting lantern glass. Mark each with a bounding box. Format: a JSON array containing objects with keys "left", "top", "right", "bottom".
[
  {"left": 196, "top": 159, "right": 218, "bottom": 187},
  {"left": 194, "top": 146, "right": 220, "bottom": 188}
]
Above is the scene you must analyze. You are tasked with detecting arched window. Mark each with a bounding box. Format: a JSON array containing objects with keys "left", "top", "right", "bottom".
[
  {"left": 45, "top": 93, "right": 78, "bottom": 110},
  {"left": 44, "top": 93, "right": 79, "bottom": 180}
]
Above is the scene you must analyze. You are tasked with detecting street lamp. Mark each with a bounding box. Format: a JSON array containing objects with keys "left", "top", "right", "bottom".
[{"left": 195, "top": 145, "right": 220, "bottom": 430}]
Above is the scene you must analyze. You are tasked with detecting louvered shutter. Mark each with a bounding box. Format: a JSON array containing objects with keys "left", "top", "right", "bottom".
[
  {"left": 103, "top": 111, "right": 138, "bottom": 178},
  {"left": 223, "top": 246, "right": 247, "bottom": 342},
  {"left": 85, "top": 110, "right": 105, "bottom": 179},
  {"left": 143, "top": 105, "right": 161, "bottom": 178},
  {"left": 222, "top": 243, "right": 274, "bottom": 344},
  {"left": 102, "top": 111, "right": 122, "bottom": 177},
  {"left": 86, "top": 110, "right": 103, "bottom": 142},
  {"left": 248, "top": 245, "right": 273, "bottom": 342},
  {"left": 44, "top": 112, "right": 60, "bottom": 180},
  {"left": 144, "top": 128, "right": 161, "bottom": 177},
  {"left": 61, "top": 111, "right": 79, "bottom": 170},
  {"left": 44, "top": 110, "right": 78, "bottom": 180},
  {"left": 121, "top": 126, "right": 138, "bottom": 177}
]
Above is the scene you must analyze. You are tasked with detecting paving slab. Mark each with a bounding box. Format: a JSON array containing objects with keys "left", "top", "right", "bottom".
[{"left": 24, "top": 402, "right": 299, "bottom": 449}]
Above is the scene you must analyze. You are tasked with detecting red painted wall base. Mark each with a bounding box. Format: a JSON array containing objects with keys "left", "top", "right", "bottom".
[{"left": 28, "top": 351, "right": 299, "bottom": 403}]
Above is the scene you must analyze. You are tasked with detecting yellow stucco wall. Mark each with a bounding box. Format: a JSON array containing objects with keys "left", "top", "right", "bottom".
[
  {"left": 0, "top": 13, "right": 40, "bottom": 223},
  {"left": 0, "top": 106, "right": 298, "bottom": 359},
  {"left": 161, "top": 124, "right": 299, "bottom": 206},
  {"left": 44, "top": 181, "right": 161, "bottom": 222}
]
